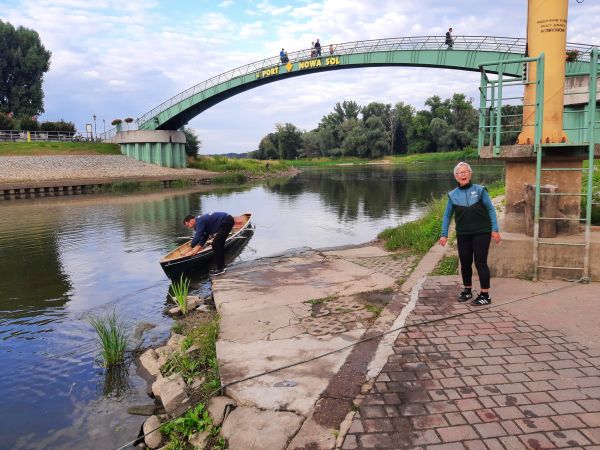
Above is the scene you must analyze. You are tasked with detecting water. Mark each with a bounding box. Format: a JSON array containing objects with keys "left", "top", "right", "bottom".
[{"left": 0, "top": 162, "right": 503, "bottom": 449}]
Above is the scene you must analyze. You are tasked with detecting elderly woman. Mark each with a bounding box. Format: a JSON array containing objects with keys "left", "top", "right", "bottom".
[{"left": 438, "top": 162, "right": 501, "bottom": 305}]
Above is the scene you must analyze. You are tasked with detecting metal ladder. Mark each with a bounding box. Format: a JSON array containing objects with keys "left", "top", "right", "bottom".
[{"left": 532, "top": 48, "right": 598, "bottom": 281}]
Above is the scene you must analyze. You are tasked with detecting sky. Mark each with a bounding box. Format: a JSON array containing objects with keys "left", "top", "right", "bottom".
[{"left": 2, "top": 0, "right": 599, "bottom": 154}]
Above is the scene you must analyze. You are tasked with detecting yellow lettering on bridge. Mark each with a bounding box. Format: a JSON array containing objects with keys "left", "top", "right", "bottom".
[{"left": 255, "top": 56, "right": 340, "bottom": 79}]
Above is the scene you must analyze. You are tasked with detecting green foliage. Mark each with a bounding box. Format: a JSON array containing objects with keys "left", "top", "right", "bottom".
[
  {"left": 0, "top": 112, "right": 15, "bottom": 130},
  {"left": 379, "top": 197, "right": 446, "bottom": 254},
  {"left": 170, "top": 275, "right": 190, "bottom": 315},
  {"left": 162, "top": 351, "right": 202, "bottom": 383},
  {"left": 582, "top": 159, "right": 600, "bottom": 225},
  {"left": 0, "top": 20, "right": 51, "bottom": 116},
  {"left": 40, "top": 120, "right": 76, "bottom": 133},
  {"left": 183, "top": 127, "right": 201, "bottom": 157},
  {"left": 160, "top": 403, "right": 213, "bottom": 447},
  {"left": 189, "top": 155, "right": 288, "bottom": 174},
  {"left": 88, "top": 310, "right": 127, "bottom": 367},
  {"left": 17, "top": 115, "right": 40, "bottom": 131},
  {"left": 431, "top": 255, "right": 459, "bottom": 275},
  {"left": 365, "top": 304, "right": 384, "bottom": 319},
  {"left": 179, "top": 318, "right": 221, "bottom": 396}
]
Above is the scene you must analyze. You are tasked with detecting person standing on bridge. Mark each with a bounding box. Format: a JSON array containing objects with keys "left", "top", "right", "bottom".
[
  {"left": 445, "top": 27, "right": 454, "bottom": 49},
  {"left": 184, "top": 212, "right": 235, "bottom": 276},
  {"left": 438, "top": 162, "right": 501, "bottom": 306},
  {"left": 315, "top": 39, "right": 322, "bottom": 56},
  {"left": 280, "top": 48, "right": 288, "bottom": 64}
]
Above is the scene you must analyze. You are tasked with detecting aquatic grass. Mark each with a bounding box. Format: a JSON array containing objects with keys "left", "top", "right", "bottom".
[
  {"left": 88, "top": 310, "right": 128, "bottom": 367},
  {"left": 170, "top": 275, "right": 190, "bottom": 315},
  {"left": 379, "top": 197, "right": 447, "bottom": 254}
]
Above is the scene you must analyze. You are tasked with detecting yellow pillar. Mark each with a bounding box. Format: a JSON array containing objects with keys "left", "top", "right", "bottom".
[{"left": 518, "top": 0, "right": 568, "bottom": 144}]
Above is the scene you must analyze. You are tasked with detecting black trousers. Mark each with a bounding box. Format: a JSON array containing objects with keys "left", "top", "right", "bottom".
[
  {"left": 457, "top": 232, "right": 491, "bottom": 289},
  {"left": 212, "top": 215, "right": 234, "bottom": 270}
]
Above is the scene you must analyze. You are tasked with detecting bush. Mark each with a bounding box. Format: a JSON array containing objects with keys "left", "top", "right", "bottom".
[
  {"left": 0, "top": 113, "right": 15, "bottom": 130},
  {"left": 183, "top": 128, "right": 201, "bottom": 157},
  {"left": 40, "top": 120, "right": 76, "bottom": 133},
  {"left": 17, "top": 115, "right": 40, "bottom": 131}
]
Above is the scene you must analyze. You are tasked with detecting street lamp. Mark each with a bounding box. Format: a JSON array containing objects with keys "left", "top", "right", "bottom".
[
  {"left": 103, "top": 119, "right": 106, "bottom": 133},
  {"left": 92, "top": 114, "right": 97, "bottom": 140}
]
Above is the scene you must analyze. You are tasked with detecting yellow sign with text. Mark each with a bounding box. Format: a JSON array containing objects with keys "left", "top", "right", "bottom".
[{"left": 255, "top": 56, "right": 340, "bottom": 79}]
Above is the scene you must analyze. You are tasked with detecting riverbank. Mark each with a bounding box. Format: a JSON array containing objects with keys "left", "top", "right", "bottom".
[{"left": 0, "top": 154, "right": 298, "bottom": 200}]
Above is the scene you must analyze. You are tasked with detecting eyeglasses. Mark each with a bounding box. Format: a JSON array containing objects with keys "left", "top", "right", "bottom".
[{"left": 456, "top": 171, "right": 470, "bottom": 176}]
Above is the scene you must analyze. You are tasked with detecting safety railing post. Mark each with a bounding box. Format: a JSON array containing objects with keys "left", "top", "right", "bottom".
[
  {"left": 494, "top": 69, "right": 504, "bottom": 155},
  {"left": 478, "top": 71, "right": 487, "bottom": 154},
  {"left": 583, "top": 48, "right": 598, "bottom": 280}
]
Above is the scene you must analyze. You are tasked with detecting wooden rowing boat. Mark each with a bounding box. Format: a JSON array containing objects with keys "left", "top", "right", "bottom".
[{"left": 159, "top": 213, "right": 252, "bottom": 278}]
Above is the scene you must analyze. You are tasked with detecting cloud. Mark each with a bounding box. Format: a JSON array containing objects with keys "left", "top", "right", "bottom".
[{"left": 2, "top": 0, "right": 598, "bottom": 153}]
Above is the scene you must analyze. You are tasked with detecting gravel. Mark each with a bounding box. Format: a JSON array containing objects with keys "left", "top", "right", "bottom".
[{"left": 0, "top": 155, "right": 216, "bottom": 183}]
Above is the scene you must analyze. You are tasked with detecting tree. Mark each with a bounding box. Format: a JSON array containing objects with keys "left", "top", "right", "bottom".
[
  {"left": 0, "top": 112, "right": 15, "bottom": 130},
  {"left": 183, "top": 127, "right": 201, "bottom": 157},
  {"left": 257, "top": 133, "right": 279, "bottom": 159},
  {"left": 0, "top": 21, "right": 51, "bottom": 116},
  {"left": 275, "top": 123, "right": 303, "bottom": 159}
]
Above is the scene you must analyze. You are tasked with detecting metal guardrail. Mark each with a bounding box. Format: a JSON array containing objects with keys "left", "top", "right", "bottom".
[
  {"left": 99, "top": 36, "right": 598, "bottom": 139},
  {"left": 97, "top": 122, "right": 138, "bottom": 142},
  {"left": 0, "top": 130, "right": 80, "bottom": 142}
]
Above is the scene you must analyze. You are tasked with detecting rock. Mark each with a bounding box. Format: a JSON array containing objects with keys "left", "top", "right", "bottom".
[
  {"left": 151, "top": 375, "right": 165, "bottom": 399},
  {"left": 127, "top": 404, "right": 163, "bottom": 416},
  {"left": 221, "top": 407, "right": 303, "bottom": 450},
  {"left": 155, "top": 346, "right": 171, "bottom": 368},
  {"left": 132, "top": 322, "right": 156, "bottom": 342},
  {"left": 158, "top": 373, "right": 190, "bottom": 416},
  {"left": 188, "top": 296, "right": 202, "bottom": 309},
  {"left": 189, "top": 430, "right": 210, "bottom": 449},
  {"left": 167, "top": 333, "right": 185, "bottom": 349},
  {"left": 207, "top": 396, "right": 237, "bottom": 426},
  {"left": 189, "top": 376, "right": 205, "bottom": 392},
  {"left": 185, "top": 344, "right": 200, "bottom": 354},
  {"left": 139, "top": 349, "right": 161, "bottom": 378},
  {"left": 143, "top": 415, "right": 163, "bottom": 449},
  {"left": 167, "top": 306, "right": 182, "bottom": 316}
]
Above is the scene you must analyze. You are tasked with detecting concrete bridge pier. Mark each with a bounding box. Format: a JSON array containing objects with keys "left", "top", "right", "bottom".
[{"left": 110, "top": 130, "right": 187, "bottom": 168}]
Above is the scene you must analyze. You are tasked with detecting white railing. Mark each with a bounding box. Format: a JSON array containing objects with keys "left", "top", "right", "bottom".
[{"left": 0, "top": 130, "right": 81, "bottom": 142}]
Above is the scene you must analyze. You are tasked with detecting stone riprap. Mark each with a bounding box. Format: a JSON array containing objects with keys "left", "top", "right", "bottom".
[{"left": 0, "top": 155, "right": 215, "bottom": 183}]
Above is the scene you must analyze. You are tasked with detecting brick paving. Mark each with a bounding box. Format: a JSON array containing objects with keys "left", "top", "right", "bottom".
[{"left": 342, "top": 276, "right": 600, "bottom": 449}]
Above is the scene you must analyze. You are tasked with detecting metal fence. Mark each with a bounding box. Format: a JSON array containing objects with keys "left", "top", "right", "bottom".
[
  {"left": 99, "top": 35, "right": 598, "bottom": 140},
  {"left": 0, "top": 130, "right": 81, "bottom": 142}
]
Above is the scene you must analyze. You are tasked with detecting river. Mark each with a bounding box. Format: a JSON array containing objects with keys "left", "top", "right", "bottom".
[{"left": 0, "top": 162, "right": 503, "bottom": 449}]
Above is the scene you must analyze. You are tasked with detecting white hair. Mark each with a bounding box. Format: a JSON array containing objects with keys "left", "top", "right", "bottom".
[{"left": 453, "top": 161, "right": 472, "bottom": 175}]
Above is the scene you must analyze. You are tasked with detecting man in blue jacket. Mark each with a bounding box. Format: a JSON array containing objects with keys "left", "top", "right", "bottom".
[{"left": 184, "top": 212, "right": 235, "bottom": 276}]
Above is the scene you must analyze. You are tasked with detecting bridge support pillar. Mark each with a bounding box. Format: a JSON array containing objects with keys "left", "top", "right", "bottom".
[{"left": 110, "top": 130, "right": 187, "bottom": 168}]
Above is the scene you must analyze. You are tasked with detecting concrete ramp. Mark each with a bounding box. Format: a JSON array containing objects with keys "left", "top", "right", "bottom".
[{"left": 212, "top": 249, "right": 398, "bottom": 416}]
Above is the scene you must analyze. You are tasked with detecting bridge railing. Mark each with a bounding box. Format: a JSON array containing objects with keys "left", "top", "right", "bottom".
[
  {"left": 116, "top": 36, "right": 597, "bottom": 134},
  {"left": 0, "top": 129, "right": 80, "bottom": 142}
]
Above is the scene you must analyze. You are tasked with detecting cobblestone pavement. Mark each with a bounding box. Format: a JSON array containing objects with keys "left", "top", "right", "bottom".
[
  {"left": 342, "top": 277, "right": 600, "bottom": 449},
  {"left": 0, "top": 155, "right": 215, "bottom": 182},
  {"left": 344, "top": 254, "right": 418, "bottom": 281}
]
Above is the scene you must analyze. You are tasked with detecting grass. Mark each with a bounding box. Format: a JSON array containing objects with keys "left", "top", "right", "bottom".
[
  {"left": 0, "top": 141, "right": 121, "bottom": 155},
  {"left": 388, "top": 148, "right": 479, "bottom": 164},
  {"left": 88, "top": 310, "right": 128, "bottom": 367},
  {"left": 288, "top": 157, "right": 371, "bottom": 167},
  {"left": 170, "top": 276, "right": 190, "bottom": 315},
  {"left": 365, "top": 304, "right": 384, "bottom": 319},
  {"left": 379, "top": 197, "right": 447, "bottom": 254},
  {"left": 160, "top": 403, "right": 221, "bottom": 449},
  {"left": 430, "top": 255, "right": 460, "bottom": 275},
  {"left": 180, "top": 318, "right": 221, "bottom": 396},
  {"left": 189, "top": 155, "right": 289, "bottom": 174}
]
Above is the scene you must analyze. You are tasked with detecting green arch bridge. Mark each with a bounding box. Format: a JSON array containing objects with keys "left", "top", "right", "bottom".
[{"left": 99, "top": 36, "right": 597, "bottom": 141}]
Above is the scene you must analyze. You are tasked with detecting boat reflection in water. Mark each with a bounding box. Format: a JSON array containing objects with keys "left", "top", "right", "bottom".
[{"left": 159, "top": 213, "right": 254, "bottom": 279}]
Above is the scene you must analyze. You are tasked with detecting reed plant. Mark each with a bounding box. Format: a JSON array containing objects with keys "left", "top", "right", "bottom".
[
  {"left": 88, "top": 310, "right": 127, "bottom": 367},
  {"left": 170, "top": 275, "right": 190, "bottom": 315}
]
